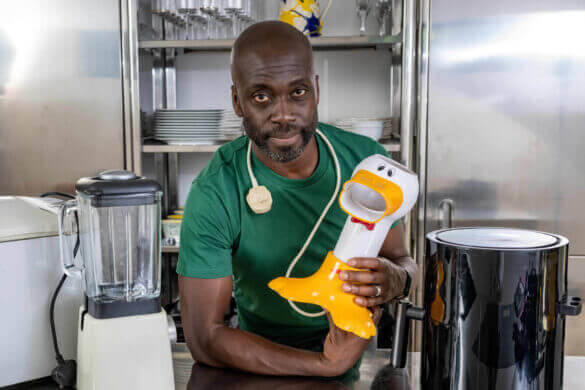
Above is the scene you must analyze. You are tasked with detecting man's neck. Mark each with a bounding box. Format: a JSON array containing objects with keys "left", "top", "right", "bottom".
[{"left": 252, "top": 135, "right": 319, "bottom": 180}]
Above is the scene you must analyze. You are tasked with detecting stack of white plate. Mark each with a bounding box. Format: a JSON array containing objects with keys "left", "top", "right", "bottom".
[
  {"left": 333, "top": 117, "right": 394, "bottom": 139},
  {"left": 153, "top": 109, "right": 223, "bottom": 145},
  {"left": 220, "top": 110, "right": 244, "bottom": 140}
]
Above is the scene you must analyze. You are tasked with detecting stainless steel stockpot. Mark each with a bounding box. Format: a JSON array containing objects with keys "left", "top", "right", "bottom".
[{"left": 392, "top": 228, "right": 582, "bottom": 390}]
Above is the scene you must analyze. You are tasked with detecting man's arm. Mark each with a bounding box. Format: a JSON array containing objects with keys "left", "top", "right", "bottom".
[
  {"left": 179, "top": 274, "right": 373, "bottom": 377},
  {"left": 379, "top": 221, "right": 418, "bottom": 294}
]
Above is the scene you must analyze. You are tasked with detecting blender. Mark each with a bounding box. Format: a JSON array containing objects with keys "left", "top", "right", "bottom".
[{"left": 58, "top": 170, "right": 174, "bottom": 389}]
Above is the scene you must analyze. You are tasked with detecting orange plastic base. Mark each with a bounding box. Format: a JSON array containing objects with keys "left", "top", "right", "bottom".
[{"left": 268, "top": 252, "right": 376, "bottom": 339}]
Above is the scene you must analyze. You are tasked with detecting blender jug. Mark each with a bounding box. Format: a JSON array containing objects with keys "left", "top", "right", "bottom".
[{"left": 58, "top": 170, "right": 163, "bottom": 318}]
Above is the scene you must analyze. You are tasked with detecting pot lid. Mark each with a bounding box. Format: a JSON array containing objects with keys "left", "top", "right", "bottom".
[
  {"left": 436, "top": 228, "right": 559, "bottom": 249},
  {"left": 76, "top": 170, "right": 161, "bottom": 196}
]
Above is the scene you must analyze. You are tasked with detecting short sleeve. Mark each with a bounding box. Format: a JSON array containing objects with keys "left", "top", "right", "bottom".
[
  {"left": 372, "top": 141, "right": 391, "bottom": 158},
  {"left": 177, "top": 181, "right": 235, "bottom": 279}
]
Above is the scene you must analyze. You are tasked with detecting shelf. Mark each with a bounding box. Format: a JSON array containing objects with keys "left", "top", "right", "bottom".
[
  {"left": 139, "top": 34, "right": 401, "bottom": 51},
  {"left": 162, "top": 246, "right": 180, "bottom": 253},
  {"left": 143, "top": 140, "right": 400, "bottom": 153},
  {"left": 143, "top": 143, "right": 223, "bottom": 153}
]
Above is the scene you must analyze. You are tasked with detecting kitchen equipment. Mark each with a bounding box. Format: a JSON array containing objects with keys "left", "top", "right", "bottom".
[
  {"left": 224, "top": 0, "right": 244, "bottom": 36},
  {"left": 392, "top": 227, "right": 582, "bottom": 389},
  {"left": 201, "top": 0, "right": 220, "bottom": 39},
  {"left": 0, "top": 197, "right": 83, "bottom": 387},
  {"left": 415, "top": 0, "right": 585, "bottom": 356},
  {"left": 374, "top": 0, "right": 391, "bottom": 36},
  {"left": 58, "top": 170, "right": 174, "bottom": 390},
  {"left": 355, "top": 0, "right": 373, "bottom": 36},
  {"left": 352, "top": 120, "right": 384, "bottom": 141},
  {"left": 334, "top": 117, "right": 394, "bottom": 139},
  {"left": 269, "top": 155, "right": 419, "bottom": 338},
  {"left": 162, "top": 219, "right": 182, "bottom": 246},
  {"left": 279, "top": 0, "right": 333, "bottom": 37}
]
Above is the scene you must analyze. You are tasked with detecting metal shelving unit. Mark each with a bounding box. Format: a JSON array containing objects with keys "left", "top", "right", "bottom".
[
  {"left": 139, "top": 34, "right": 401, "bottom": 51},
  {"left": 143, "top": 140, "right": 401, "bottom": 154}
]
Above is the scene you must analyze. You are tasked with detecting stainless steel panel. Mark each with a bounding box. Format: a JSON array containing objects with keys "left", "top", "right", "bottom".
[
  {"left": 0, "top": 0, "right": 125, "bottom": 196},
  {"left": 423, "top": 0, "right": 585, "bottom": 355},
  {"left": 425, "top": 1, "right": 585, "bottom": 254},
  {"left": 566, "top": 256, "right": 585, "bottom": 356},
  {"left": 121, "top": 0, "right": 142, "bottom": 175}
]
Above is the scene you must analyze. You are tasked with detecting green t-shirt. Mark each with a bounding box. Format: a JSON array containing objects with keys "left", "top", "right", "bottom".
[{"left": 177, "top": 123, "right": 395, "bottom": 348}]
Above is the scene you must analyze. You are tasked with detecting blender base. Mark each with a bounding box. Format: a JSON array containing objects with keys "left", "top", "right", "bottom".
[{"left": 76, "top": 307, "right": 174, "bottom": 390}]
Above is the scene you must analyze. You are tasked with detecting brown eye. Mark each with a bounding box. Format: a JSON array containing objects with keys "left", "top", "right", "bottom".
[
  {"left": 292, "top": 89, "right": 307, "bottom": 97},
  {"left": 253, "top": 94, "right": 269, "bottom": 103}
]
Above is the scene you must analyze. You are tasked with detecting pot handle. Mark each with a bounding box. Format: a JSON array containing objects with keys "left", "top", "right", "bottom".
[
  {"left": 391, "top": 300, "right": 425, "bottom": 368},
  {"left": 558, "top": 296, "right": 582, "bottom": 316}
]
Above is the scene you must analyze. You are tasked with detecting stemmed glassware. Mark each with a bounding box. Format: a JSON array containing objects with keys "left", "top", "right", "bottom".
[
  {"left": 224, "top": 0, "right": 244, "bottom": 38},
  {"left": 152, "top": 0, "right": 262, "bottom": 40},
  {"left": 200, "top": 0, "right": 220, "bottom": 39},
  {"left": 216, "top": 1, "right": 234, "bottom": 39},
  {"left": 374, "top": 0, "right": 391, "bottom": 36},
  {"left": 356, "top": 0, "right": 373, "bottom": 36}
]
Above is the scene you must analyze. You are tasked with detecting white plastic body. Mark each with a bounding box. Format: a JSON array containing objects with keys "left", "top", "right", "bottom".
[
  {"left": 77, "top": 308, "right": 174, "bottom": 390},
  {"left": 0, "top": 236, "right": 83, "bottom": 386},
  {"left": 0, "top": 197, "right": 83, "bottom": 386},
  {"left": 334, "top": 154, "right": 419, "bottom": 263},
  {"left": 334, "top": 216, "right": 395, "bottom": 262}
]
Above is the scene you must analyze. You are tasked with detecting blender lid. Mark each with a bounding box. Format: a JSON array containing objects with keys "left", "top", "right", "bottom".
[
  {"left": 436, "top": 228, "right": 559, "bottom": 249},
  {"left": 75, "top": 170, "right": 162, "bottom": 207}
]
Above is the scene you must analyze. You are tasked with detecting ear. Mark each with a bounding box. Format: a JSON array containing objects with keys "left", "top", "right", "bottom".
[
  {"left": 314, "top": 75, "right": 320, "bottom": 106},
  {"left": 231, "top": 85, "right": 244, "bottom": 117}
]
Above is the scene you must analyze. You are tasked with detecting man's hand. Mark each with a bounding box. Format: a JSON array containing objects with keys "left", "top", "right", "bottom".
[
  {"left": 319, "top": 307, "right": 383, "bottom": 377},
  {"left": 337, "top": 222, "right": 418, "bottom": 307},
  {"left": 338, "top": 257, "right": 407, "bottom": 307}
]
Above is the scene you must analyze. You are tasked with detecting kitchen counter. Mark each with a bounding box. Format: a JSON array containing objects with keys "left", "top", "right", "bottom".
[
  {"left": 172, "top": 343, "right": 585, "bottom": 390},
  {"left": 17, "top": 343, "right": 585, "bottom": 389}
]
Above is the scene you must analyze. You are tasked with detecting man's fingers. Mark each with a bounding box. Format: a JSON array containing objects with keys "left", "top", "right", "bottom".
[
  {"left": 347, "top": 257, "right": 382, "bottom": 270},
  {"left": 341, "top": 283, "right": 383, "bottom": 298},
  {"left": 372, "top": 306, "right": 383, "bottom": 325},
  {"left": 339, "top": 270, "right": 382, "bottom": 284},
  {"left": 353, "top": 295, "right": 385, "bottom": 307}
]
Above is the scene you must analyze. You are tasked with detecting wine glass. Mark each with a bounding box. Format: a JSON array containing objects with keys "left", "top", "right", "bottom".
[
  {"left": 216, "top": 1, "right": 233, "bottom": 39},
  {"left": 224, "top": 0, "right": 244, "bottom": 37},
  {"left": 184, "top": 0, "right": 207, "bottom": 40},
  {"left": 374, "top": 0, "right": 391, "bottom": 36},
  {"left": 356, "top": 0, "right": 373, "bottom": 36},
  {"left": 201, "top": 0, "right": 220, "bottom": 39}
]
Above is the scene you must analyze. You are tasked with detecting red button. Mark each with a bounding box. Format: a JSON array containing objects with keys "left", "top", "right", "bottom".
[{"left": 351, "top": 217, "right": 375, "bottom": 231}]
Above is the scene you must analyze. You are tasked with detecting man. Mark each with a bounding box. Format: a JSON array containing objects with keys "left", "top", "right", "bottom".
[{"left": 177, "top": 21, "right": 417, "bottom": 378}]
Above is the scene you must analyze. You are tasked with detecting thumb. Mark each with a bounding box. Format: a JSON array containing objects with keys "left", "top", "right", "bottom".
[
  {"left": 324, "top": 309, "right": 335, "bottom": 328},
  {"left": 372, "top": 305, "right": 383, "bottom": 325}
]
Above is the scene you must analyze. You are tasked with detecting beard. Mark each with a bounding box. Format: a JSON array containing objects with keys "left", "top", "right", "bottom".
[{"left": 244, "top": 110, "right": 318, "bottom": 163}]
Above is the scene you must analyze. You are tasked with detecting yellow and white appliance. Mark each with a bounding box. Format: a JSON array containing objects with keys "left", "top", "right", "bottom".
[{"left": 269, "top": 155, "right": 419, "bottom": 338}]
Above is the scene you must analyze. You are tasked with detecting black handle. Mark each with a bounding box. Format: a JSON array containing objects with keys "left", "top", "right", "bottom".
[
  {"left": 558, "top": 296, "right": 582, "bottom": 316},
  {"left": 391, "top": 300, "right": 425, "bottom": 368}
]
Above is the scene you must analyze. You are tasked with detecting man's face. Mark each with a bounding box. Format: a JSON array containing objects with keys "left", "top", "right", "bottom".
[{"left": 232, "top": 50, "right": 319, "bottom": 163}]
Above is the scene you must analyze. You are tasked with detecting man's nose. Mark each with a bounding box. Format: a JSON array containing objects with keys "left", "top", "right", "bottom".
[{"left": 271, "top": 98, "right": 295, "bottom": 127}]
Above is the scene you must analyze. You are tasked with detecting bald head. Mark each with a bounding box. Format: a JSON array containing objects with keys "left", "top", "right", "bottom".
[
  {"left": 230, "top": 21, "right": 314, "bottom": 84},
  {"left": 229, "top": 21, "right": 320, "bottom": 164}
]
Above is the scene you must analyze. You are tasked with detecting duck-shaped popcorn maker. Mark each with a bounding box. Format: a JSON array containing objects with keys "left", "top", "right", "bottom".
[{"left": 269, "top": 155, "right": 419, "bottom": 339}]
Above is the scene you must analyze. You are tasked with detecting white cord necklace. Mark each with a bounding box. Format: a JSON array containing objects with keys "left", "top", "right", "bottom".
[{"left": 246, "top": 129, "right": 341, "bottom": 317}]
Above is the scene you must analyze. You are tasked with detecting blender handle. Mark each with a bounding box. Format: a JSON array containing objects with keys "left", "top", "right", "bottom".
[
  {"left": 391, "top": 300, "right": 425, "bottom": 368},
  {"left": 58, "top": 200, "right": 83, "bottom": 279}
]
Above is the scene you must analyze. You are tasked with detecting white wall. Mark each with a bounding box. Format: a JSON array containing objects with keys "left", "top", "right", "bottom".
[{"left": 143, "top": 1, "right": 394, "bottom": 207}]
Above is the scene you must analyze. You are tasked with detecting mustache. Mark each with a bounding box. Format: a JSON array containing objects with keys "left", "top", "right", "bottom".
[{"left": 263, "top": 124, "right": 304, "bottom": 137}]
